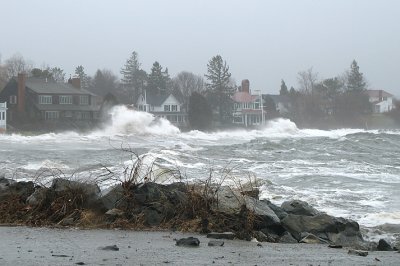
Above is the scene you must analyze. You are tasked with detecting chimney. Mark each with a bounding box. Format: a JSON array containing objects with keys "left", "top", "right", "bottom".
[
  {"left": 69, "top": 76, "right": 81, "bottom": 89},
  {"left": 241, "top": 79, "right": 250, "bottom": 93},
  {"left": 17, "top": 73, "right": 26, "bottom": 114},
  {"left": 379, "top": 90, "right": 383, "bottom": 101}
]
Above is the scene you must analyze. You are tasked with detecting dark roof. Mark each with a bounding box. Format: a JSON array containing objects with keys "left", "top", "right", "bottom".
[
  {"left": 33, "top": 103, "right": 100, "bottom": 112},
  {"left": 146, "top": 91, "right": 172, "bottom": 106},
  {"left": 366, "top": 90, "right": 393, "bottom": 98},
  {"left": 26, "top": 78, "right": 94, "bottom": 95}
]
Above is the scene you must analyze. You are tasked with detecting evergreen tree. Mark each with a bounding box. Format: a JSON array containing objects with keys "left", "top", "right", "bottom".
[
  {"left": 188, "top": 92, "right": 212, "bottom": 130},
  {"left": 204, "top": 55, "right": 233, "bottom": 124},
  {"left": 147, "top": 61, "right": 170, "bottom": 95},
  {"left": 280, "top": 79, "right": 288, "bottom": 95},
  {"left": 120, "top": 51, "right": 146, "bottom": 88},
  {"left": 74, "top": 65, "right": 89, "bottom": 88},
  {"left": 347, "top": 60, "right": 366, "bottom": 91}
]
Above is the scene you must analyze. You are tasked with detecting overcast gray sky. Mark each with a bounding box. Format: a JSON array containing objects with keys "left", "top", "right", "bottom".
[{"left": 1, "top": 0, "right": 399, "bottom": 96}]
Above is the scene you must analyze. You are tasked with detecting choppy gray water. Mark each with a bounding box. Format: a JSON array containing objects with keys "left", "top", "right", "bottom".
[{"left": 1, "top": 106, "right": 399, "bottom": 239}]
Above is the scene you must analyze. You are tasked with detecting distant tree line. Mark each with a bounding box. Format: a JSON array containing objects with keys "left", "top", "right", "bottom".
[
  {"left": 0, "top": 51, "right": 382, "bottom": 129},
  {"left": 279, "top": 60, "right": 372, "bottom": 128}
]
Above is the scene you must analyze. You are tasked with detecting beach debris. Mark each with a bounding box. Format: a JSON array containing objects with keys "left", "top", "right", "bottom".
[
  {"left": 299, "top": 233, "right": 329, "bottom": 244},
  {"left": 207, "top": 232, "right": 235, "bottom": 240},
  {"left": 348, "top": 249, "right": 368, "bottom": 257},
  {"left": 208, "top": 240, "right": 224, "bottom": 247},
  {"left": 51, "top": 254, "right": 71, "bottom": 257},
  {"left": 328, "top": 244, "right": 343, "bottom": 249},
  {"left": 75, "top": 262, "right": 86, "bottom": 265},
  {"left": 377, "top": 239, "right": 393, "bottom": 251},
  {"left": 175, "top": 237, "right": 200, "bottom": 247},
  {"left": 99, "top": 245, "right": 119, "bottom": 251}
]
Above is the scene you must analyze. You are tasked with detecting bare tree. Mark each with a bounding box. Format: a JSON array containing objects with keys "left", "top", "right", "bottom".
[
  {"left": 5, "top": 53, "right": 33, "bottom": 78},
  {"left": 297, "top": 67, "right": 318, "bottom": 95},
  {"left": 172, "top": 71, "right": 204, "bottom": 100}
]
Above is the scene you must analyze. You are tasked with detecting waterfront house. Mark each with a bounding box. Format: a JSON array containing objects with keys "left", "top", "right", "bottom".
[
  {"left": 0, "top": 73, "right": 100, "bottom": 129},
  {"left": 366, "top": 90, "right": 394, "bottom": 113},
  {"left": 136, "top": 89, "right": 187, "bottom": 127},
  {"left": 231, "top": 80, "right": 265, "bottom": 127}
]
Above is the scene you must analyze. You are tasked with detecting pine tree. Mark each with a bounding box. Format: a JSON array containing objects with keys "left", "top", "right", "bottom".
[
  {"left": 204, "top": 55, "right": 233, "bottom": 124},
  {"left": 74, "top": 65, "right": 89, "bottom": 88},
  {"left": 188, "top": 92, "right": 212, "bottom": 130},
  {"left": 280, "top": 79, "right": 288, "bottom": 95},
  {"left": 347, "top": 60, "right": 366, "bottom": 91},
  {"left": 147, "top": 61, "right": 170, "bottom": 95}
]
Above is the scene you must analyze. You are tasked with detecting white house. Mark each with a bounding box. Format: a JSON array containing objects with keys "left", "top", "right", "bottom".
[
  {"left": 136, "top": 90, "right": 187, "bottom": 127},
  {"left": 0, "top": 102, "right": 7, "bottom": 132},
  {"left": 366, "top": 90, "right": 395, "bottom": 113},
  {"left": 231, "top": 80, "right": 265, "bottom": 127}
]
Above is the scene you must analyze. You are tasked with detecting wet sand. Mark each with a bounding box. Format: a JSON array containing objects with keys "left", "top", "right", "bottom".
[{"left": 0, "top": 226, "right": 398, "bottom": 265}]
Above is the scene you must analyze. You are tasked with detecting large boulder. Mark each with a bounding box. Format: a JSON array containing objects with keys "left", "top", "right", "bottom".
[
  {"left": 26, "top": 187, "right": 49, "bottom": 206},
  {"left": 281, "top": 213, "right": 363, "bottom": 246},
  {"left": 213, "top": 186, "right": 280, "bottom": 226},
  {"left": 100, "top": 184, "right": 124, "bottom": 210},
  {"left": 51, "top": 178, "right": 101, "bottom": 208},
  {"left": 0, "top": 179, "right": 34, "bottom": 202},
  {"left": 281, "top": 200, "right": 319, "bottom": 216}
]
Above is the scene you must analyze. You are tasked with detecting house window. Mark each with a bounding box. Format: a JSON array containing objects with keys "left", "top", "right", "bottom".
[
  {"left": 59, "top": 95, "right": 73, "bottom": 104},
  {"left": 10, "top": 95, "right": 17, "bottom": 104},
  {"left": 80, "top": 95, "right": 89, "bottom": 105},
  {"left": 39, "top": 95, "right": 52, "bottom": 104},
  {"left": 171, "top": 105, "right": 178, "bottom": 112},
  {"left": 164, "top": 105, "right": 170, "bottom": 112},
  {"left": 1, "top": 112, "right": 4, "bottom": 120},
  {"left": 45, "top": 111, "right": 59, "bottom": 120}
]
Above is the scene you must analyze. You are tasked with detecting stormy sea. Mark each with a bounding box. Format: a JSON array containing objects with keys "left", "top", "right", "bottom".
[{"left": 1, "top": 106, "right": 399, "bottom": 241}]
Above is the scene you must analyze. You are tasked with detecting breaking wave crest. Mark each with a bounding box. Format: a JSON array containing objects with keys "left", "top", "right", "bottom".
[{"left": 95, "top": 105, "right": 180, "bottom": 136}]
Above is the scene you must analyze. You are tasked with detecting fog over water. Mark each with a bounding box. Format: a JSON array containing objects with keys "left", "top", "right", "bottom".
[{"left": 1, "top": 106, "right": 399, "bottom": 240}]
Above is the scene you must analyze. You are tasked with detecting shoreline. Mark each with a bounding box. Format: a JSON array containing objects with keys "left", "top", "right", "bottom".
[{"left": 1, "top": 226, "right": 399, "bottom": 266}]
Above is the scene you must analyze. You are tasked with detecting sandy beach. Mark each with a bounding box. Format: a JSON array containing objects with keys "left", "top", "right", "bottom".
[{"left": 0, "top": 226, "right": 398, "bottom": 266}]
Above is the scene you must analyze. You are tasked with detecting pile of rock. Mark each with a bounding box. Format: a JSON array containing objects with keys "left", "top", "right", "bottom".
[{"left": 0, "top": 177, "right": 398, "bottom": 251}]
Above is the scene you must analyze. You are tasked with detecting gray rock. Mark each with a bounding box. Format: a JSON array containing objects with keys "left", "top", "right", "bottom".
[
  {"left": 263, "top": 200, "right": 288, "bottom": 220},
  {"left": 58, "top": 217, "right": 75, "bottom": 226},
  {"left": 99, "top": 245, "right": 119, "bottom": 251},
  {"left": 207, "top": 232, "right": 235, "bottom": 240},
  {"left": 175, "top": 237, "right": 200, "bottom": 247},
  {"left": 377, "top": 239, "right": 393, "bottom": 251},
  {"left": 27, "top": 187, "right": 48, "bottom": 206},
  {"left": 348, "top": 249, "right": 368, "bottom": 256},
  {"left": 281, "top": 200, "right": 319, "bottom": 216},
  {"left": 0, "top": 180, "right": 34, "bottom": 202},
  {"left": 212, "top": 186, "right": 244, "bottom": 215},
  {"left": 143, "top": 209, "right": 163, "bottom": 226},
  {"left": 100, "top": 184, "right": 124, "bottom": 210},
  {"left": 212, "top": 186, "right": 280, "bottom": 228},
  {"left": 208, "top": 240, "right": 224, "bottom": 247},
  {"left": 244, "top": 196, "right": 280, "bottom": 227},
  {"left": 282, "top": 213, "right": 363, "bottom": 246},
  {"left": 279, "top": 232, "right": 298, "bottom": 243},
  {"left": 252, "top": 231, "right": 277, "bottom": 242}
]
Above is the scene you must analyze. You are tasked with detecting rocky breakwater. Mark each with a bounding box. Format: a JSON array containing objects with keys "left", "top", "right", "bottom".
[{"left": 0, "top": 176, "right": 398, "bottom": 252}]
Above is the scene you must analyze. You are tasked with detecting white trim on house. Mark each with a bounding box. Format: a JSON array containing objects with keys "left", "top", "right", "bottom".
[{"left": 0, "top": 102, "right": 7, "bottom": 132}]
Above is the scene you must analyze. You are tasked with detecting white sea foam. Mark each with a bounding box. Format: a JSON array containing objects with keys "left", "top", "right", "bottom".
[{"left": 95, "top": 105, "right": 180, "bottom": 136}]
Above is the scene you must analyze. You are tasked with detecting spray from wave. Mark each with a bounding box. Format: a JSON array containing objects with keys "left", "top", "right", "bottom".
[{"left": 97, "top": 105, "right": 180, "bottom": 136}]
